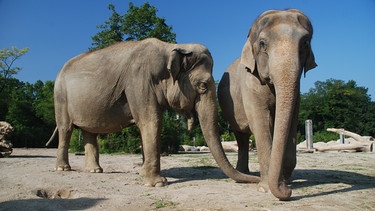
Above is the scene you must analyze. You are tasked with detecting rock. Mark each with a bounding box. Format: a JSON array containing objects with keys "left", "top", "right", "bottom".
[
  {"left": 0, "top": 121, "right": 14, "bottom": 157},
  {"left": 179, "top": 145, "right": 199, "bottom": 152},
  {"left": 198, "top": 146, "right": 209, "bottom": 152}
]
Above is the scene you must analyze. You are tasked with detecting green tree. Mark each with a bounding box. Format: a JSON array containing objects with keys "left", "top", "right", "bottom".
[
  {"left": 298, "top": 79, "right": 374, "bottom": 142},
  {"left": 90, "top": 4, "right": 123, "bottom": 50},
  {"left": 5, "top": 80, "right": 55, "bottom": 147},
  {"left": 0, "top": 46, "right": 29, "bottom": 118},
  {"left": 90, "top": 2, "right": 176, "bottom": 50},
  {"left": 161, "top": 110, "right": 187, "bottom": 153},
  {"left": 0, "top": 46, "right": 29, "bottom": 80},
  {"left": 0, "top": 78, "right": 19, "bottom": 120},
  {"left": 122, "top": 2, "right": 176, "bottom": 42},
  {"left": 33, "top": 80, "right": 55, "bottom": 126}
]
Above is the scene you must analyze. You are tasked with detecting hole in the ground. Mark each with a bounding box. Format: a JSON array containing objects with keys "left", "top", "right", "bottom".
[{"left": 35, "top": 188, "right": 72, "bottom": 199}]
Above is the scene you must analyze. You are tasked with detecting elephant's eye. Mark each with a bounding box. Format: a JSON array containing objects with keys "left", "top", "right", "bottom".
[
  {"left": 259, "top": 39, "right": 267, "bottom": 51},
  {"left": 197, "top": 82, "right": 208, "bottom": 94}
]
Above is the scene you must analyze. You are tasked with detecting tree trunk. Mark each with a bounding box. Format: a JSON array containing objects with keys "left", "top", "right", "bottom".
[
  {"left": 314, "top": 141, "right": 373, "bottom": 152},
  {"left": 327, "top": 128, "right": 369, "bottom": 143}
]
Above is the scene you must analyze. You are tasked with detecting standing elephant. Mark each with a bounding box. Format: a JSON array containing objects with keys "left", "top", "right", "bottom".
[
  {"left": 54, "top": 38, "right": 260, "bottom": 187},
  {"left": 218, "top": 9, "right": 317, "bottom": 200}
]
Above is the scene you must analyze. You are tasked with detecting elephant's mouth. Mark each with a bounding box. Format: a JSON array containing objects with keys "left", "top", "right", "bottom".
[{"left": 172, "top": 106, "right": 197, "bottom": 132}]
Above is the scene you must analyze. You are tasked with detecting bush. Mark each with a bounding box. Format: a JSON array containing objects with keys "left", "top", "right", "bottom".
[
  {"left": 313, "top": 131, "right": 340, "bottom": 143},
  {"left": 96, "top": 126, "right": 142, "bottom": 154},
  {"left": 122, "top": 127, "right": 142, "bottom": 153},
  {"left": 161, "top": 112, "right": 185, "bottom": 153},
  {"left": 69, "top": 127, "right": 142, "bottom": 154},
  {"left": 220, "top": 130, "right": 235, "bottom": 141},
  {"left": 69, "top": 129, "right": 84, "bottom": 153},
  {"left": 297, "top": 130, "right": 341, "bottom": 144}
]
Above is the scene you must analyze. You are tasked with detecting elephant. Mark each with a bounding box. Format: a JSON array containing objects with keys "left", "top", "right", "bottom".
[
  {"left": 53, "top": 38, "right": 260, "bottom": 187},
  {"left": 218, "top": 9, "right": 317, "bottom": 200}
]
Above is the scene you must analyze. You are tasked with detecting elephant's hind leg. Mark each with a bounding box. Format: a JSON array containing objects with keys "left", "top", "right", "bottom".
[
  {"left": 234, "top": 131, "right": 251, "bottom": 174},
  {"left": 56, "top": 126, "right": 73, "bottom": 171},
  {"left": 83, "top": 131, "right": 103, "bottom": 173}
]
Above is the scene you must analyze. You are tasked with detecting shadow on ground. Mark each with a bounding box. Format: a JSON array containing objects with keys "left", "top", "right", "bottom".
[
  {"left": 291, "top": 169, "right": 375, "bottom": 200},
  {"left": 8, "top": 155, "right": 55, "bottom": 158},
  {"left": 0, "top": 197, "right": 106, "bottom": 210},
  {"left": 162, "top": 166, "right": 260, "bottom": 185},
  {"left": 164, "top": 166, "right": 375, "bottom": 200}
]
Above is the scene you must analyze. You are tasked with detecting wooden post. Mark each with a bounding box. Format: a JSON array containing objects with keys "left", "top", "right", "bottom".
[{"left": 305, "top": 120, "right": 313, "bottom": 149}]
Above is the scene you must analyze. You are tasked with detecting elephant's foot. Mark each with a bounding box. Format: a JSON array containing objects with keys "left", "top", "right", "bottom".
[
  {"left": 257, "top": 180, "right": 269, "bottom": 193},
  {"left": 55, "top": 164, "right": 71, "bottom": 171},
  {"left": 140, "top": 166, "right": 146, "bottom": 177},
  {"left": 85, "top": 166, "right": 103, "bottom": 173},
  {"left": 144, "top": 176, "right": 168, "bottom": 187}
]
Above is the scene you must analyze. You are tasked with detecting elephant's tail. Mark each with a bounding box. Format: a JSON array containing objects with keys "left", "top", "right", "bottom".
[{"left": 45, "top": 127, "right": 58, "bottom": 147}]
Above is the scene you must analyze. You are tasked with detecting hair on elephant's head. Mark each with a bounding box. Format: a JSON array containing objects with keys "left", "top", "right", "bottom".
[{"left": 240, "top": 9, "right": 317, "bottom": 85}]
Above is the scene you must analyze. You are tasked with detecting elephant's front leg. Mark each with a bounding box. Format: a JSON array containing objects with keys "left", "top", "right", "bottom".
[
  {"left": 250, "top": 110, "right": 273, "bottom": 193},
  {"left": 83, "top": 131, "right": 103, "bottom": 173},
  {"left": 139, "top": 121, "right": 167, "bottom": 187}
]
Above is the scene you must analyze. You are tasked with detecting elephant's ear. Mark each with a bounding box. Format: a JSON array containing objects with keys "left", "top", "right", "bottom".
[
  {"left": 303, "top": 47, "right": 317, "bottom": 77},
  {"left": 240, "top": 38, "right": 256, "bottom": 73},
  {"left": 167, "top": 48, "right": 192, "bottom": 82}
]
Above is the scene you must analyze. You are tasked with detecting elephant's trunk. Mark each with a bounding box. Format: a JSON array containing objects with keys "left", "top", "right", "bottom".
[
  {"left": 196, "top": 83, "right": 260, "bottom": 183},
  {"left": 268, "top": 67, "right": 300, "bottom": 201}
]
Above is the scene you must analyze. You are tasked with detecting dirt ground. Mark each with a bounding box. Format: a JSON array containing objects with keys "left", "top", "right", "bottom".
[{"left": 0, "top": 148, "right": 374, "bottom": 210}]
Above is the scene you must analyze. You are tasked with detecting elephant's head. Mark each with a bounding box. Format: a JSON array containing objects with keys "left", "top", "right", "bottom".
[
  {"left": 166, "top": 44, "right": 260, "bottom": 183},
  {"left": 240, "top": 9, "right": 317, "bottom": 200}
]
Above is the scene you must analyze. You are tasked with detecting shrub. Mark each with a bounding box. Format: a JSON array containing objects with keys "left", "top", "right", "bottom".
[
  {"left": 69, "top": 129, "right": 84, "bottom": 153},
  {"left": 220, "top": 130, "right": 235, "bottom": 141},
  {"left": 313, "top": 131, "right": 340, "bottom": 143}
]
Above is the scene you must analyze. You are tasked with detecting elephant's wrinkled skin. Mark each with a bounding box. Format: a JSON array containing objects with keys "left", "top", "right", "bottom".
[
  {"left": 218, "top": 9, "right": 317, "bottom": 200},
  {"left": 54, "top": 38, "right": 259, "bottom": 187}
]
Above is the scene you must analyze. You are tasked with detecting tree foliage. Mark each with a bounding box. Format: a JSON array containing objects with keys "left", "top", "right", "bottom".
[
  {"left": 90, "top": 4, "right": 123, "bottom": 50},
  {"left": 122, "top": 2, "right": 176, "bottom": 42},
  {"left": 0, "top": 46, "right": 56, "bottom": 148},
  {"left": 0, "top": 46, "right": 30, "bottom": 121},
  {"left": 3, "top": 80, "right": 55, "bottom": 147},
  {"left": 0, "top": 46, "right": 29, "bottom": 79},
  {"left": 90, "top": 2, "right": 176, "bottom": 51},
  {"left": 0, "top": 46, "right": 29, "bottom": 96},
  {"left": 298, "top": 79, "right": 375, "bottom": 142}
]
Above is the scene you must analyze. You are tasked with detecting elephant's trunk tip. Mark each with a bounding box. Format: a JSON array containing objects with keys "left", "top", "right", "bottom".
[{"left": 270, "top": 182, "right": 292, "bottom": 201}]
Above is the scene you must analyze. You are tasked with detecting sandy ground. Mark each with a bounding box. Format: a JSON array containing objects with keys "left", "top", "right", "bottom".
[{"left": 0, "top": 148, "right": 374, "bottom": 211}]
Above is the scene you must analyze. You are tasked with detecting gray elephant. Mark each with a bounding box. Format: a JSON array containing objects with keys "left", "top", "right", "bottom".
[
  {"left": 53, "top": 38, "right": 260, "bottom": 187},
  {"left": 218, "top": 9, "right": 317, "bottom": 200}
]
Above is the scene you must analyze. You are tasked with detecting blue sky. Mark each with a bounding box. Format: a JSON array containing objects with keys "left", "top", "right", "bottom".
[{"left": 1, "top": 0, "right": 375, "bottom": 100}]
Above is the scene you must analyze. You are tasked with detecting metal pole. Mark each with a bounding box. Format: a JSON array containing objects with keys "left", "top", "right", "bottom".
[
  {"left": 305, "top": 120, "right": 313, "bottom": 149},
  {"left": 340, "top": 132, "right": 345, "bottom": 144}
]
